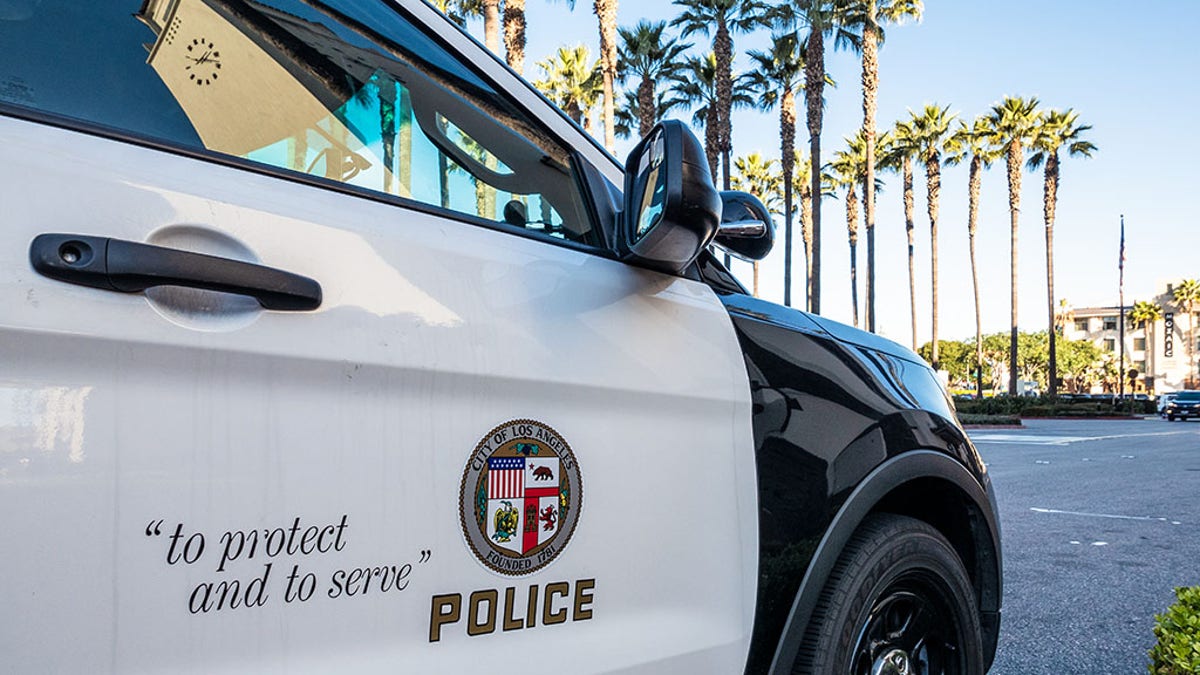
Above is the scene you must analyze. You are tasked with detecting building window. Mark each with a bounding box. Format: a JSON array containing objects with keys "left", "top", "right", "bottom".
[
  {"left": 1103, "top": 338, "right": 1116, "bottom": 352},
  {"left": 1135, "top": 361, "right": 1146, "bottom": 374},
  {"left": 1134, "top": 337, "right": 1147, "bottom": 351},
  {"left": 1103, "top": 317, "right": 1118, "bottom": 331},
  {"left": 1074, "top": 319, "right": 1089, "bottom": 332}
]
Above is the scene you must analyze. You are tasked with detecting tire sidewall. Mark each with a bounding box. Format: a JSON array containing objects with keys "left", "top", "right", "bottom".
[{"left": 802, "top": 514, "right": 985, "bottom": 675}]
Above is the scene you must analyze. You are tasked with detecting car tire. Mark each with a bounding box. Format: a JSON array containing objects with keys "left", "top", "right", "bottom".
[{"left": 794, "top": 513, "right": 984, "bottom": 675}]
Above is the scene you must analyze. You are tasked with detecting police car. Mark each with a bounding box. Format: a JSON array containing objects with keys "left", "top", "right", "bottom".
[{"left": 0, "top": 1, "right": 1000, "bottom": 673}]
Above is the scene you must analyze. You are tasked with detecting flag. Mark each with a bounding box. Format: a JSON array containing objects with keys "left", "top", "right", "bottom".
[
  {"left": 488, "top": 457, "right": 525, "bottom": 499},
  {"left": 1119, "top": 216, "right": 1126, "bottom": 283}
]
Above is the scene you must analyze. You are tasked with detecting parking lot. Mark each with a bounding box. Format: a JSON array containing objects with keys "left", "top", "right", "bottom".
[{"left": 973, "top": 418, "right": 1200, "bottom": 674}]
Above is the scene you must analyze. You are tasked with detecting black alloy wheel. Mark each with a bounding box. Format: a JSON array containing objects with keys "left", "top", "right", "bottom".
[{"left": 795, "top": 513, "right": 984, "bottom": 675}]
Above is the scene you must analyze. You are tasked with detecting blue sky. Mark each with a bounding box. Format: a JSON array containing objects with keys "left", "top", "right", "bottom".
[{"left": 466, "top": 1, "right": 1198, "bottom": 347}]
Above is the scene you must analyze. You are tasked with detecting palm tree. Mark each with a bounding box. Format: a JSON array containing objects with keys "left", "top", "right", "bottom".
[
  {"left": 618, "top": 21, "right": 691, "bottom": 138},
  {"left": 481, "top": 0, "right": 501, "bottom": 53},
  {"left": 879, "top": 119, "right": 918, "bottom": 349},
  {"left": 831, "top": 138, "right": 863, "bottom": 327},
  {"left": 946, "top": 116, "right": 1001, "bottom": 398},
  {"left": 1028, "top": 109, "right": 1097, "bottom": 398},
  {"left": 790, "top": 149, "right": 816, "bottom": 308},
  {"left": 615, "top": 90, "right": 682, "bottom": 140},
  {"left": 855, "top": 0, "right": 922, "bottom": 332},
  {"left": 732, "top": 152, "right": 783, "bottom": 297},
  {"left": 747, "top": 33, "right": 804, "bottom": 307},
  {"left": 673, "top": 0, "right": 771, "bottom": 191},
  {"left": 907, "top": 104, "right": 955, "bottom": 370},
  {"left": 533, "top": 45, "right": 603, "bottom": 132},
  {"left": 593, "top": 0, "right": 620, "bottom": 151},
  {"left": 773, "top": 0, "right": 859, "bottom": 314},
  {"left": 1128, "top": 300, "right": 1163, "bottom": 389},
  {"left": 670, "top": 53, "right": 754, "bottom": 183},
  {"left": 788, "top": 149, "right": 838, "bottom": 310},
  {"left": 1174, "top": 279, "right": 1200, "bottom": 388},
  {"left": 986, "top": 95, "right": 1042, "bottom": 395},
  {"left": 501, "top": 0, "right": 526, "bottom": 72}
]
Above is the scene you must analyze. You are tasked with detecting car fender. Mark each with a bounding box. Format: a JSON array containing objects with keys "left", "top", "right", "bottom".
[{"left": 767, "top": 448, "right": 1002, "bottom": 674}]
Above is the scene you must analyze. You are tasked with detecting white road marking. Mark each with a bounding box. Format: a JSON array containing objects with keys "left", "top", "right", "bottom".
[
  {"left": 970, "top": 430, "right": 1194, "bottom": 446},
  {"left": 1030, "top": 507, "right": 1177, "bottom": 523},
  {"left": 1092, "top": 542, "right": 1108, "bottom": 546}
]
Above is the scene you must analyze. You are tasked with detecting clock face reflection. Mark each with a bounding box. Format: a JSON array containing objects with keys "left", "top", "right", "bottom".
[{"left": 185, "top": 37, "right": 221, "bottom": 86}]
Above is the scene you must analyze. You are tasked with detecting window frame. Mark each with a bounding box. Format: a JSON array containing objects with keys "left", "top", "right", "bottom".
[{"left": 0, "top": 1, "right": 617, "bottom": 259}]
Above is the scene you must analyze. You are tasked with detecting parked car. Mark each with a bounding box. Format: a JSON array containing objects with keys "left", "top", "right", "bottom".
[
  {"left": 0, "top": 2, "right": 1001, "bottom": 673},
  {"left": 1158, "top": 393, "right": 1180, "bottom": 417},
  {"left": 1164, "top": 391, "right": 1200, "bottom": 421}
]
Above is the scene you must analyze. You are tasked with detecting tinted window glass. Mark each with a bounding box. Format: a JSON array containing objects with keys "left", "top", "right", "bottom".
[{"left": 0, "top": 0, "right": 597, "bottom": 245}]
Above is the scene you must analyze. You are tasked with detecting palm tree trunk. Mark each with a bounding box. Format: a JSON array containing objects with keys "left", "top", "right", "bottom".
[
  {"left": 801, "top": 182, "right": 814, "bottom": 312},
  {"left": 593, "top": 0, "right": 618, "bottom": 152},
  {"left": 862, "top": 8, "right": 878, "bottom": 332},
  {"left": 380, "top": 78, "right": 397, "bottom": 194},
  {"left": 927, "top": 155, "right": 941, "bottom": 370},
  {"left": 805, "top": 28, "right": 825, "bottom": 314},
  {"left": 968, "top": 155, "right": 984, "bottom": 398},
  {"left": 903, "top": 155, "right": 916, "bottom": 350},
  {"left": 503, "top": 0, "right": 526, "bottom": 74},
  {"left": 847, "top": 186, "right": 860, "bottom": 328},
  {"left": 1045, "top": 153, "right": 1060, "bottom": 398},
  {"left": 703, "top": 119, "right": 719, "bottom": 183},
  {"left": 1190, "top": 301, "right": 1196, "bottom": 389},
  {"left": 289, "top": 132, "right": 307, "bottom": 173},
  {"left": 715, "top": 17, "right": 733, "bottom": 190},
  {"left": 638, "top": 75, "right": 655, "bottom": 138},
  {"left": 482, "top": 0, "right": 500, "bottom": 54},
  {"left": 566, "top": 101, "right": 583, "bottom": 126},
  {"left": 398, "top": 84, "right": 412, "bottom": 195},
  {"left": 438, "top": 154, "right": 450, "bottom": 208},
  {"left": 1007, "top": 139, "right": 1023, "bottom": 396},
  {"left": 781, "top": 90, "right": 796, "bottom": 308}
]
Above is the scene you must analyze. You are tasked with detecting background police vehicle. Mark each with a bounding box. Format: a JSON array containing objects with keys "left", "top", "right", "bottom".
[{"left": 0, "top": 1, "right": 1000, "bottom": 672}]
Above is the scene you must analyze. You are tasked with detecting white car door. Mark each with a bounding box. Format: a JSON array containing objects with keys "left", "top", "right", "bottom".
[{"left": 0, "top": 1, "right": 756, "bottom": 673}]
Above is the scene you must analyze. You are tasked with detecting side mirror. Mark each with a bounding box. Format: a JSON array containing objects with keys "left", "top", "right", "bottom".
[
  {"left": 619, "top": 120, "right": 721, "bottom": 274},
  {"left": 713, "top": 191, "right": 775, "bottom": 261}
]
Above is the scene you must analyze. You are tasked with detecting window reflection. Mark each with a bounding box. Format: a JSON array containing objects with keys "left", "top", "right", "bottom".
[{"left": 0, "top": 0, "right": 596, "bottom": 244}]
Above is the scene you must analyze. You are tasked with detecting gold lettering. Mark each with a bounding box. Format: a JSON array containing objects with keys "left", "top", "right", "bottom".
[
  {"left": 468, "top": 590, "right": 498, "bottom": 636},
  {"left": 502, "top": 587, "right": 524, "bottom": 631},
  {"left": 573, "top": 579, "right": 595, "bottom": 621},
  {"left": 429, "top": 594, "right": 462, "bottom": 642},
  {"left": 543, "top": 582, "right": 569, "bottom": 625}
]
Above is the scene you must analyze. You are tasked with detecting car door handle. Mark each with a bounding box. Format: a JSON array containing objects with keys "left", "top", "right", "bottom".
[{"left": 30, "top": 233, "right": 322, "bottom": 311}]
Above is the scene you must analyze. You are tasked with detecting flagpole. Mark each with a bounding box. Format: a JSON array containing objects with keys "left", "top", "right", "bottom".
[{"left": 1119, "top": 215, "right": 1126, "bottom": 406}]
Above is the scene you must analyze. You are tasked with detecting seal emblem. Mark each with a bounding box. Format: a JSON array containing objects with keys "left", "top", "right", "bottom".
[{"left": 460, "top": 420, "right": 582, "bottom": 576}]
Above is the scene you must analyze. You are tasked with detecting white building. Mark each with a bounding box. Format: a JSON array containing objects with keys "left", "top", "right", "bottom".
[{"left": 1064, "top": 281, "right": 1200, "bottom": 393}]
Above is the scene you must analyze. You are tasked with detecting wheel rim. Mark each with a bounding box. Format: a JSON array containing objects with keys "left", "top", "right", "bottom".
[{"left": 851, "top": 573, "right": 966, "bottom": 675}]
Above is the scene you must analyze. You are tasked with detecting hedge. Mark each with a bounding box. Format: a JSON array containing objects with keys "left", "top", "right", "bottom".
[{"left": 1149, "top": 586, "right": 1200, "bottom": 674}]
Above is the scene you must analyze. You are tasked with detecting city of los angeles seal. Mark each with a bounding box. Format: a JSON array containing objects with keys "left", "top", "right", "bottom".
[{"left": 460, "top": 420, "right": 582, "bottom": 576}]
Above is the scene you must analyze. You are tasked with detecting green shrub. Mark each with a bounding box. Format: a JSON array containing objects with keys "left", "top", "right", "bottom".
[
  {"left": 1148, "top": 586, "right": 1200, "bottom": 674},
  {"left": 957, "top": 413, "right": 1021, "bottom": 426},
  {"left": 954, "top": 395, "right": 1153, "bottom": 418}
]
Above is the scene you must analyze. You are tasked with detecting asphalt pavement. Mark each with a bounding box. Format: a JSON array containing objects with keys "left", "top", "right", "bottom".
[{"left": 972, "top": 418, "right": 1200, "bottom": 674}]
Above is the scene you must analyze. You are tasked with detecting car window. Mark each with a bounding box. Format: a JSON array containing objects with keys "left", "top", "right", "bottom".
[{"left": 0, "top": 0, "right": 598, "bottom": 246}]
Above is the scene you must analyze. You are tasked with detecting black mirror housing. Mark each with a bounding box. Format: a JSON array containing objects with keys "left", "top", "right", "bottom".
[
  {"left": 713, "top": 191, "right": 775, "bottom": 261},
  {"left": 619, "top": 120, "right": 721, "bottom": 274}
]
